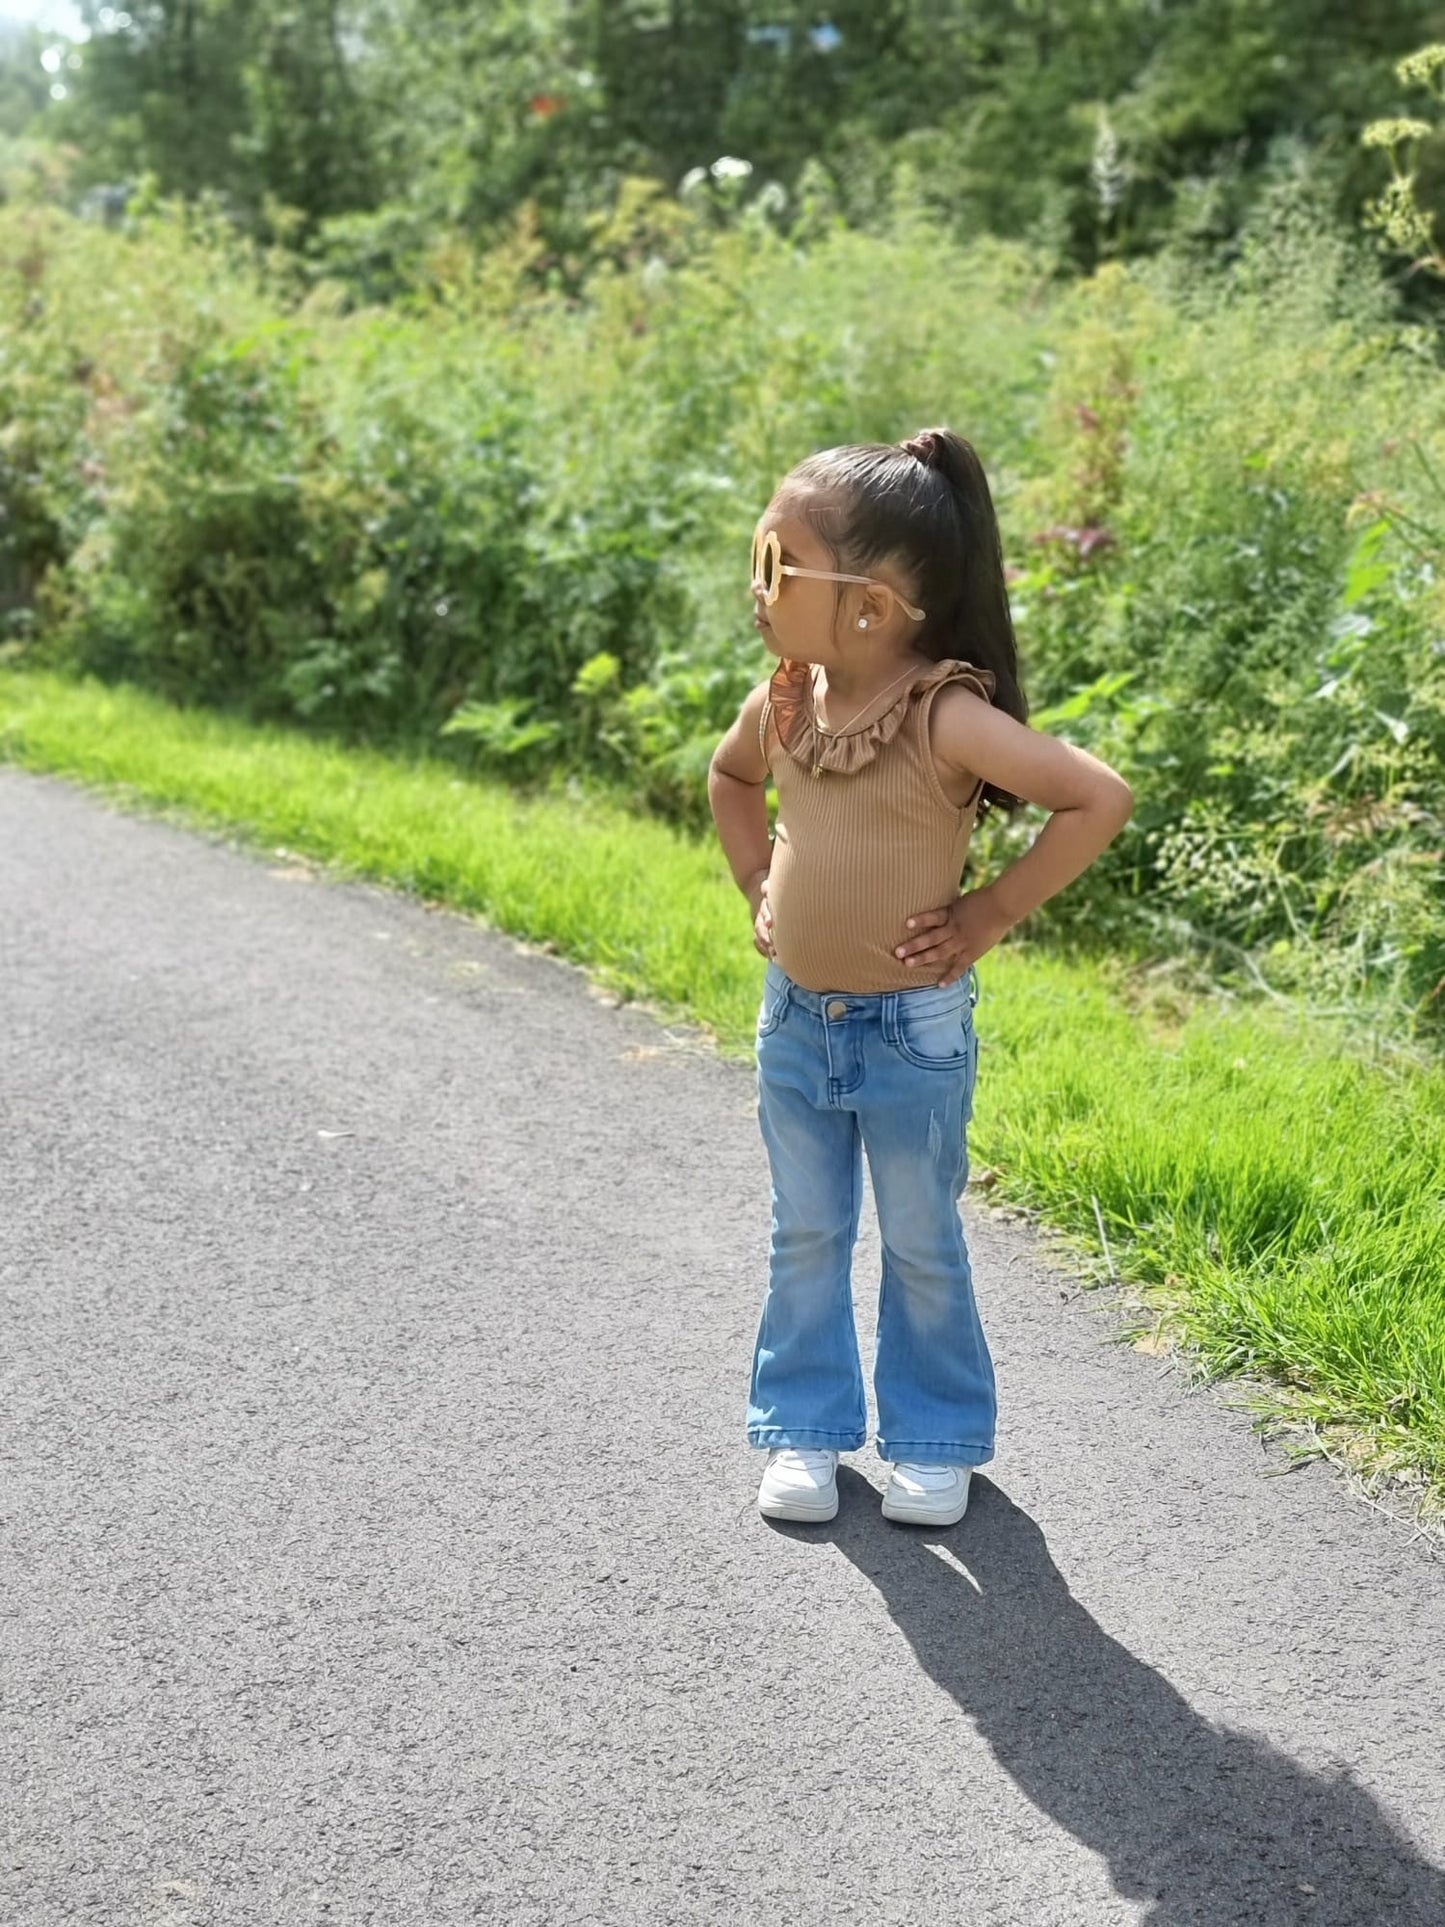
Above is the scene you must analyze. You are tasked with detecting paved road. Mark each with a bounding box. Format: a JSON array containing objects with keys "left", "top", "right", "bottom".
[{"left": 3, "top": 765, "right": 1443, "bottom": 1927}]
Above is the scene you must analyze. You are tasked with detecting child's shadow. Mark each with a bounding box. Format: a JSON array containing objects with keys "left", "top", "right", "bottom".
[{"left": 796, "top": 1470, "right": 1445, "bottom": 1926}]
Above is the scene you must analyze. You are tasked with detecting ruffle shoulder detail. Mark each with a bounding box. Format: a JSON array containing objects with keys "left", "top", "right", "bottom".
[{"left": 768, "top": 655, "right": 996, "bottom": 778}]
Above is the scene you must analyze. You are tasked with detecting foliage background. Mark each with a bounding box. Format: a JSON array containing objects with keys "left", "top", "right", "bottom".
[{"left": 1, "top": 1, "right": 1443, "bottom": 1032}]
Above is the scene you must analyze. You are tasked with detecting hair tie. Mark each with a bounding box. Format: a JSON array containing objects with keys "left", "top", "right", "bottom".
[{"left": 901, "top": 430, "right": 943, "bottom": 469}]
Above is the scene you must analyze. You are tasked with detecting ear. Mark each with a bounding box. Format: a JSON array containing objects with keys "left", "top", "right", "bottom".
[{"left": 855, "top": 583, "right": 893, "bottom": 631}]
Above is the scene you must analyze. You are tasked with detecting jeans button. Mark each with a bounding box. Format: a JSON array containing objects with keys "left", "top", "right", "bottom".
[{"left": 826, "top": 999, "right": 848, "bottom": 1020}]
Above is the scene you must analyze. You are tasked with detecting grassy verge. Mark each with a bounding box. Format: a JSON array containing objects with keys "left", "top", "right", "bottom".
[{"left": 4, "top": 667, "right": 1443, "bottom": 1509}]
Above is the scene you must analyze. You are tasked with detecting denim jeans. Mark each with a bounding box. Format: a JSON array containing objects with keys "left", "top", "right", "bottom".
[{"left": 749, "top": 960, "right": 995, "bottom": 1467}]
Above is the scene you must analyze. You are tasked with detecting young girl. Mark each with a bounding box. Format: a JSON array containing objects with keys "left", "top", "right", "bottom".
[{"left": 709, "top": 427, "right": 1133, "bottom": 1527}]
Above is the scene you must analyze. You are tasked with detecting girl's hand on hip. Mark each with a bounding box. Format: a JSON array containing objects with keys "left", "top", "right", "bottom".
[
  {"left": 750, "top": 876, "right": 776, "bottom": 960},
  {"left": 894, "top": 887, "right": 1013, "bottom": 986}
]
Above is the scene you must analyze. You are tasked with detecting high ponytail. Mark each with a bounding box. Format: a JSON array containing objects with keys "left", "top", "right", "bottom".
[{"left": 780, "top": 426, "right": 1029, "bottom": 817}]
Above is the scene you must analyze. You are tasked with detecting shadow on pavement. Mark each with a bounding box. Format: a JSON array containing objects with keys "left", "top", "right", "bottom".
[{"left": 784, "top": 1470, "right": 1445, "bottom": 1926}]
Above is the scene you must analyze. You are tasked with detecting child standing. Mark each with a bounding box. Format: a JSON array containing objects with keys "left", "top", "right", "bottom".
[{"left": 709, "top": 428, "right": 1133, "bottom": 1527}]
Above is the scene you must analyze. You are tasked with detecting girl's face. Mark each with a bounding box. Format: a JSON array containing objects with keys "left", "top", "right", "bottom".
[{"left": 750, "top": 500, "right": 852, "bottom": 663}]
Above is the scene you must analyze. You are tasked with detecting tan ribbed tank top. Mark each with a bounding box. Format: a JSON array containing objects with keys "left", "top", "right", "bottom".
[{"left": 760, "top": 655, "right": 995, "bottom": 993}]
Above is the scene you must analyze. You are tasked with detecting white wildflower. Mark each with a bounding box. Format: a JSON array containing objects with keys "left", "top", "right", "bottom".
[
  {"left": 1397, "top": 44, "right": 1445, "bottom": 88},
  {"left": 1361, "top": 117, "right": 1432, "bottom": 151}
]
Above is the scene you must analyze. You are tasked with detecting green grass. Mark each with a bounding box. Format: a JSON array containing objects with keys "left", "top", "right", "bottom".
[{"left": 4, "top": 666, "right": 1444, "bottom": 1508}]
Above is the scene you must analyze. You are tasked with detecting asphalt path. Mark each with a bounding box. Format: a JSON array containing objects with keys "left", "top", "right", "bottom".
[{"left": 3, "top": 765, "right": 1443, "bottom": 1927}]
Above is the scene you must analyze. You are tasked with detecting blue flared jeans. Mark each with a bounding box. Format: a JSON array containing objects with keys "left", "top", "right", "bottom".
[{"left": 748, "top": 960, "right": 996, "bottom": 1467}]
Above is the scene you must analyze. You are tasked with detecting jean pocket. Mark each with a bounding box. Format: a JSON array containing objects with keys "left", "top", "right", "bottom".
[
  {"left": 893, "top": 993, "right": 972, "bottom": 1071},
  {"left": 757, "top": 977, "right": 790, "bottom": 1039}
]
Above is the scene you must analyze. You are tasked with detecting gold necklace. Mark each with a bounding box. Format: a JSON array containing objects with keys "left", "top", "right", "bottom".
[{"left": 809, "top": 663, "right": 921, "bottom": 777}]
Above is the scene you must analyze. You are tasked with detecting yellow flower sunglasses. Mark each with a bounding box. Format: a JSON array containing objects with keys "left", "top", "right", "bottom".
[{"left": 751, "top": 527, "right": 926, "bottom": 623}]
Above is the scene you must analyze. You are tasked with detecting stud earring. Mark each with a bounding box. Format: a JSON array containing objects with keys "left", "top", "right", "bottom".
[{"left": 857, "top": 618, "right": 868, "bottom": 630}]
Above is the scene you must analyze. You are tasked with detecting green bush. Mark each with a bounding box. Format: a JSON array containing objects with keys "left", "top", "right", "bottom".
[
  {"left": 2, "top": 184, "right": 1441, "bottom": 1030},
  {"left": 991, "top": 207, "right": 1444, "bottom": 1019}
]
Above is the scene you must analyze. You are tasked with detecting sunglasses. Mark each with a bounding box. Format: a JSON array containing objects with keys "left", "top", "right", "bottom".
[{"left": 751, "top": 527, "right": 926, "bottom": 623}]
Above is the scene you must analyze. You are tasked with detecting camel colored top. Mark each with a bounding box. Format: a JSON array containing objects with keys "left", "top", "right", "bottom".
[{"left": 759, "top": 656, "right": 995, "bottom": 994}]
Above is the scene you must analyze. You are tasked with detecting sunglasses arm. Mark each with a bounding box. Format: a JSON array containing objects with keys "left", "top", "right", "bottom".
[{"left": 753, "top": 529, "right": 925, "bottom": 622}]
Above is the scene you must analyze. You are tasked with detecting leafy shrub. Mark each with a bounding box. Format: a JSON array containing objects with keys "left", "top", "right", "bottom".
[{"left": 2, "top": 184, "right": 1441, "bottom": 1030}]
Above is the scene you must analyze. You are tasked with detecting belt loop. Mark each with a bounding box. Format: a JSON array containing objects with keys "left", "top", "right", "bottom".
[{"left": 967, "top": 964, "right": 980, "bottom": 1011}]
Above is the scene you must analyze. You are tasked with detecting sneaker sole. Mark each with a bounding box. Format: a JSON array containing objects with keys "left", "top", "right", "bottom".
[
  {"left": 758, "top": 1489, "right": 839, "bottom": 1523},
  {"left": 881, "top": 1491, "right": 969, "bottom": 1527}
]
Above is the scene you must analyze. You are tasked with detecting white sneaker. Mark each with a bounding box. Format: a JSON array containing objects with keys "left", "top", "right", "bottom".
[
  {"left": 881, "top": 1461, "right": 971, "bottom": 1527},
  {"left": 757, "top": 1448, "right": 839, "bottom": 1522}
]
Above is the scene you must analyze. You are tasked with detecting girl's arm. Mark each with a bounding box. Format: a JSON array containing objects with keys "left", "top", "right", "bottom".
[
  {"left": 708, "top": 682, "right": 774, "bottom": 929},
  {"left": 898, "top": 686, "right": 1134, "bottom": 982}
]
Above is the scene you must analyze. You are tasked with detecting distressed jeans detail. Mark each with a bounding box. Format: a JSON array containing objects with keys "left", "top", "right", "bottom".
[{"left": 748, "top": 961, "right": 996, "bottom": 1468}]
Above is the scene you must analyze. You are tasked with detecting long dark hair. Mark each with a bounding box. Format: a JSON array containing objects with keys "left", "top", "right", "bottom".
[{"left": 780, "top": 426, "right": 1028, "bottom": 816}]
